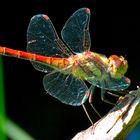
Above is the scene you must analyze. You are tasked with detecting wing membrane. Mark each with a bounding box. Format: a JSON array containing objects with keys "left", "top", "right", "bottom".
[
  {"left": 43, "top": 72, "right": 88, "bottom": 106},
  {"left": 89, "top": 76, "right": 130, "bottom": 91},
  {"left": 61, "top": 8, "right": 91, "bottom": 53},
  {"left": 27, "top": 15, "right": 72, "bottom": 72}
]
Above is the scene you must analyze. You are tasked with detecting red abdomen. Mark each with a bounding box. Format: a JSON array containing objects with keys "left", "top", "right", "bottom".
[{"left": 0, "top": 46, "right": 70, "bottom": 69}]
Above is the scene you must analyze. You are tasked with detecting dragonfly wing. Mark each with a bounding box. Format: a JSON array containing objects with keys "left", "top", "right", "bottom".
[
  {"left": 96, "top": 76, "right": 130, "bottom": 91},
  {"left": 43, "top": 72, "right": 89, "bottom": 106},
  {"left": 27, "top": 14, "right": 72, "bottom": 72},
  {"left": 61, "top": 8, "right": 91, "bottom": 53}
]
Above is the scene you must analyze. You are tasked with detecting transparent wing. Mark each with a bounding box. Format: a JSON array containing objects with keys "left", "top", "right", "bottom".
[
  {"left": 43, "top": 72, "right": 89, "bottom": 106},
  {"left": 27, "top": 14, "right": 72, "bottom": 72},
  {"left": 61, "top": 8, "right": 91, "bottom": 53},
  {"left": 89, "top": 76, "right": 130, "bottom": 91}
]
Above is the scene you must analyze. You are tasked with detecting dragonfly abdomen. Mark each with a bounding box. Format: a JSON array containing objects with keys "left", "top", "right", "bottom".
[
  {"left": 43, "top": 57, "right": 70, "bottom": 69},
  {"left": 0, "top": 47, "right": 70, "bottom": 69}
]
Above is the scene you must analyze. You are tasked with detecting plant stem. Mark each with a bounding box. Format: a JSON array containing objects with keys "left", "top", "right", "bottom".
[{"left": 0, "top": 56, "right": 6, "bottom": 140}]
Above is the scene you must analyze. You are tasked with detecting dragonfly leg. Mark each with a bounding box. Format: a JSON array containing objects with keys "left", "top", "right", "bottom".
[
  {"left": 89, "top": 85, "right": 102, "bottom": 118},
  {"left": 101, "top": 88, "right": 115, "bottom": 105},
  {"left": 107, "top": 90, "right": 129, "bottom": 97},
  {"left": 82, "top": 104, "right": 94, "bottom": 125},
  {"left": 107, "top": 91, "right": 120, "bottom": 97},
  {"left": 81, "top": 90, "right": 93, "bottom": 125}
]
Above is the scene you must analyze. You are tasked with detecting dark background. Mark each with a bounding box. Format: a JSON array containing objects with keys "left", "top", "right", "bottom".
[{"left": 0, "top": 1, "right": 140, "bottom": 140}]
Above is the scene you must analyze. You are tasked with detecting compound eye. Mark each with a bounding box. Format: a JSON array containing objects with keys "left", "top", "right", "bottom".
[
  {"left": 108, "top": 55, "right": 121, "bottom": 68},
  {"left": 108, "top": 55, "right": 128, "bottom": 79}
]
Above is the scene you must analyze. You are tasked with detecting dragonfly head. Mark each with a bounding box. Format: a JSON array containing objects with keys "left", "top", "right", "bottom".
[{"left": 108, "top": 55, "right": 128, "bottom": 79}]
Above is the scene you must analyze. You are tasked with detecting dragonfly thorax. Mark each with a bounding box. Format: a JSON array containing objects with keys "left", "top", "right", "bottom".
[{"left": 68, "top": 51, "right": 109, "bottom": 80}]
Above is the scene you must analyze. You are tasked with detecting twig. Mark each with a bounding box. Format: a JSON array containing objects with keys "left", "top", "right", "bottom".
[{"left": 72, "top": 88, "right": 140, "bottom": 140}]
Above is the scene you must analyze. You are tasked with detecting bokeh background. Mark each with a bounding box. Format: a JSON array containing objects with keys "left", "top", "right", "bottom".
[{"left": 0, "top": 0, "right": 140, "bottom": 139}]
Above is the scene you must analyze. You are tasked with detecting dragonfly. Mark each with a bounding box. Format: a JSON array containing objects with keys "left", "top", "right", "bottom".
[{"left": 0, "top": 8, "right": 130, "bottom": 124}]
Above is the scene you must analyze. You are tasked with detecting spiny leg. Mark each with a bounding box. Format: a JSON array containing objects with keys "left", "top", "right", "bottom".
[{"left": 89, "top": 85, "right": 102, "bottom": 118}]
